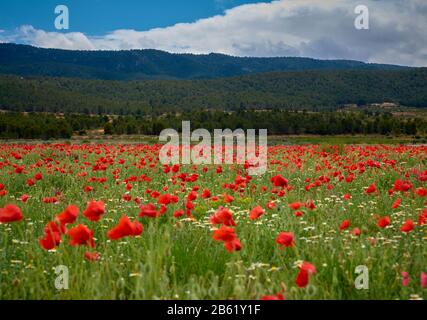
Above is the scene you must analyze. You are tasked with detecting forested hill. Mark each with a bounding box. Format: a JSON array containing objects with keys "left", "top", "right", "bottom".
[
  {"left": 0, "top": 43, "right": 407, "bottom": 80},
  {"left": 0, "top": 68, "right": 426, "bottom": 115}
]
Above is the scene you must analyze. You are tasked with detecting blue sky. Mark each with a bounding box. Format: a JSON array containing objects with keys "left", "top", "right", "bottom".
[
  {"left": 0, "top": 0, "right": 267, "bottom": 35},
  {"left": 0, "top": 0, "right": 426, "bottom": 66}
]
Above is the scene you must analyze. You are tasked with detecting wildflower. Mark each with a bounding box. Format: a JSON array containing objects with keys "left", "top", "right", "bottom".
[
  {"left": 56, "top": 205, "right": 79, "bottom": 225},
  {"left": 67, "top": 224, "right": 95, "bottom": 247},
  {"left": 83, "top": 200, "right": 105, "bottom": 222},
  {"left": 296, "top": 262, "right": 317, "bottom": 288},
  {"left": 84, "top": 251, "right": 101, "bottom": 261},
  {"left": 107, "top": 215, "right": 143, "bottom": 240},
  {"left": 276, "top": 232, "right": 295, "bottom": 248},
  {"left": 210, "top": 207, "right": 236, "bottom": 226},
  {"left": 366, "top": 183, "right": 377, "bottom": 194},
  {"left": 378, "top": 216, "right": 391, "bottom": 228},
  {"left": 249, "top": 205, "right": 265, "bottom": 220},
  {"left": 400, "top": 219, "right": 414, "bottom": 233},
  {"left": 271, "top": 175, "right": 288, "bottom": 188},
  {"left": 339, "top": 219, "right": 351, "bottom": 231},
  {"left": 288, "top": 202, "right": 302, "bottom": 211},
  {"left": 260, "top": 293, "right": 284, "bottom": 300},
  {"left": 139, "top": 203, "right": 159, "bottom": 218},
  {"left": 0, "top": 204, "right": 23, "bottom": 223}
]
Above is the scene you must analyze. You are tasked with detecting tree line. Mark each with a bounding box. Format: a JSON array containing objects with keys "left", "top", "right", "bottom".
[
  {"left": 0, "top": 110, "right": 425, "bottom": 140},
  {"left": 0, "top": 112, "right": 107, "bottom": 139},
  {"left": 0, "top": 68, "right": 426, "bottom": 115},
  {"left": 105, "top": 110, "right": 425, "bottom": 136}
]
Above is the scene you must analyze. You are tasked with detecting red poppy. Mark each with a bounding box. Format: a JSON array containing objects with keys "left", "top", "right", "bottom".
[
  {"left": 223, "top": 194, "right": 234, "bottom": 203},
  {"left": 391, "top": 198, "right": 401, "bottom": 209},
  {"left": 224, "top": 238, "right": 242, "bottom": 252},
  {"left": 400, "top": 219, "right": 414, "bottom": 233},
  {"left": 393, "top": 180, "right": 412, "bottom": 192},
  {"left": 123, "top": 194, "right": 132, "bottom": 202},
  {"left": 365, "top": 183, "right": 377, "bottom": 194},
  {"left": 202, "top": 189, "right": 211, "bottom": 199},
  {"left": 213, "top": 225, "right": 237, "bottom": 242},
  {"left": 187, "top": 191, "right": 198, "bottom": 201},
  {"left": 84, "top": 251, "right": 101, "bottom": 261},
  {"left": 271, "top": 175, "right": 288, "bottom": 187},
  {"left": 421, "top": 272, "right": 427, "bottom": 289},
  {"left": 249, "top": 205, "right": 265, "bottom": 220},
  {"left": 294, "top": 211, "right": 303, "bottom": 217},
  {"left": 288, "top": 202, "right": 302, "bottom": 211},
  {"left": 173, "top": 210, "right": 184, "bottom": 218},
  {"left": 139, "top": 203, "right": 159, "bottom": 218},
  {"left": 56, "top": 205, "right": 79, "bottom": 225},
  {"left": 185, "top": 201, "right": 195, "bottom": 210},
  {"left": 39, "top": 221, "right": 62, "bottom": 250},
  {"left": 402, "top": 271, "right": 410, "bottom": 287},
  {"left": 158, "top": 194, "right": 179, "bottom": 205},
  {"left": 260, "top": 293, "right": 284, "bottom": 300},
  {"left": 67, "top": 224, "right": 95, "bottom": 247},
  {"left": 339, "top": 219, "right": 351, "bottom": 231},
  {"left": 415, "top": 187, "right": 427, "bottom": 197},
  {"left": 83, "top": 200, "right": 105, "bottom": 222},
  {"left": 0, "top": 204, "right": 23, "bottom": 223},
  {"left": 107, "top": 215, "right": 143, "bottom": 240},
  {"left": 378, "top": 216, "right": 391, "bottom": 228},
  {"left": 39, "top": 232, "right": 61, "bottom": 250},
  {"left": 352, "top": 228, "right": 360, "bottom": 236},
  {"left": 418, "top": 209, "right": 427, "bottom": 226},
  {"left": 172, "top": 164, "right": 180, "bottom": 173},
  {"left": 210, "top": 207, "right": 236, "bottom": 226},
  {"left": 296, "top": 262, "right": 317, "bottom": 288},
  {"left": 276, "top": 232, "right": 295, "bottom": 248},
  {"left": 305, "top": 200, "right": 316, "bottom": 210},
  {"left": 20, "top": 194, "right": 29, "bottom": 202},
  {"left": 266, "top": 201, "right": 276, "bottom": 210}
]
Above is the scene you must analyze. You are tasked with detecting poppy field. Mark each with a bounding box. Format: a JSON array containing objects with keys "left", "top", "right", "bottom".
[{"left": 0, "top": 143, "right": 426, "bottom": 300}]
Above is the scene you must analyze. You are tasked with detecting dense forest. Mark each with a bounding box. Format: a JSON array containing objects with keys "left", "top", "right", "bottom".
[
  {"left": 0, "top": 110, "right": 424, "bottom": 139},
  {"left": 0, "top": 112, "right": 107, "bottom": 139},
  {"left": 0, "top": 43, "right": 406, "bottom": 80},
  {"left": 0, "top": 68, "right": 426, "bottom": 115},
  {"left": 106, "top": 110, "right": 425, "bottom": 136}
]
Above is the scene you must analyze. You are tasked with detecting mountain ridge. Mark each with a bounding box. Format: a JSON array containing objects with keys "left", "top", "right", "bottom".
[{"left": 0, "top": 43, "right": 408, "bottom": 80}]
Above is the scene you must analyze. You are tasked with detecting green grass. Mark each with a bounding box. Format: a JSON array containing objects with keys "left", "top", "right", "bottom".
[
  {"left": 0, "top": 143, "right": 425, "bottom": 300},
  {"left": 1, "top": 133, "right": 425, "bottom": 146}
]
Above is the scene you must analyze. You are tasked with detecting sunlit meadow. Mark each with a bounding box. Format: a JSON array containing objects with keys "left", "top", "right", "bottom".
[{"left": 0, "top": 143, "right": 426, "bottom": 300}]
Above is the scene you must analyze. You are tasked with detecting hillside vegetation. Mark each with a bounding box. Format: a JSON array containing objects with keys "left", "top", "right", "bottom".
[
  {"left": 0, "top": 68, "right": 426, "bottom": 115},
  {"left": 0, "top": 43, "right": 406, "bottom": 80}
]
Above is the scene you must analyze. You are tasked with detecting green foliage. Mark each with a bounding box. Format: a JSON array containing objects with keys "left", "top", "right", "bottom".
[
  {"left": 0, "top": 43, "right": 406, "bottom": 80},
  {"left": 106, "top": 110, "right": 426, "bottom": 136},
  {"left": 0, "top": 68, "right": 426, "bottom": 115},
  {"left": 0, "top": 110, "right": 424, "bottom": 139},
  {"left": 0, "top": 112, "right": 107, "bottom": 139}
]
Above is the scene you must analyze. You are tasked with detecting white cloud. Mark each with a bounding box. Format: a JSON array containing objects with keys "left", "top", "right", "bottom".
[
  {"left": 1, "top": 0, "right": 427, "bottom": 66},
  {"left": 17, "top": 25, "right": 95, "bottom": 50}
]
